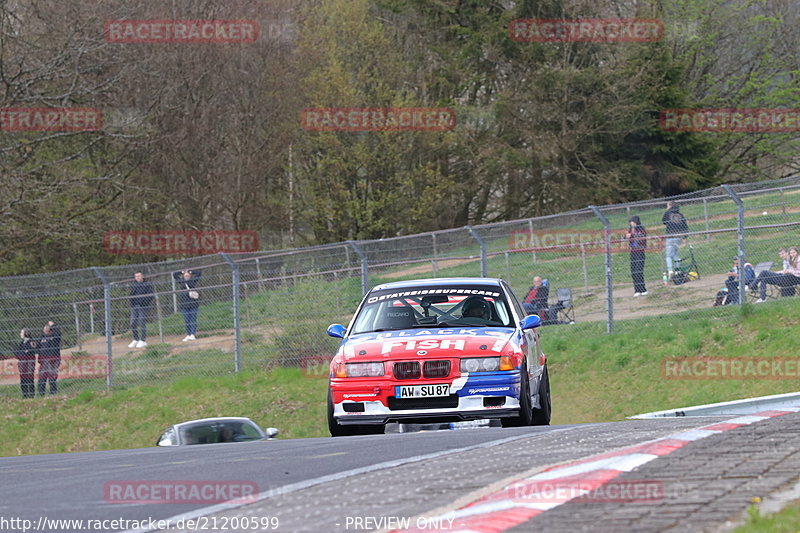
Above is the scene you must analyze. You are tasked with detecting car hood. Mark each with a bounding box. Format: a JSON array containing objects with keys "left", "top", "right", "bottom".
[{"left": 340, "top": 327, "right": 516, "bottom": 361}]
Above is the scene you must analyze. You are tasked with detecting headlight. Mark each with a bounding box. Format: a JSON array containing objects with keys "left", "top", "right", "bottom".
[
  {"left": 345, "top": 362, "right": 385, "bottom": 377},
  {"left": 460, "top": 357, "right": 501, "bottom": 373}
]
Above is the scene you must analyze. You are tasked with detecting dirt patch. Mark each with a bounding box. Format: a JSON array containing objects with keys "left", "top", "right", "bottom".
[
  {"left": 572, "top": 272, "right": 735, "bottom": 323},
  {"left": 379, "top": 257, "right": 480, "bottom": 279}
]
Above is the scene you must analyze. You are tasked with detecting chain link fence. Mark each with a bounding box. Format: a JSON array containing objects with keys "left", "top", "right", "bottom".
[{"left": 1, "top": 177, "right": 798, "bottom": 398}]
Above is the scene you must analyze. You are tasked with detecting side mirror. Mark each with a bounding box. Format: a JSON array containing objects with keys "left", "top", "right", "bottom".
[
  {"left": 265, "top": 427, "right": 279, "bottom": 439},
  {"left": 157, "top": 429, "right": 175, "bottom": 447},
  {"left": 520, "top": 314, "right": 542, "bottom": 330},
  {"left": 327, "top": 324, "right": 346, "bottom": 338}
]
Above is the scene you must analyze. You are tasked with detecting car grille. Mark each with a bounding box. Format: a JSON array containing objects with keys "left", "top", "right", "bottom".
[
  {"left": 423, "top": 360, "right": 450, "bottom": 378},
  {"left": 393, "top": 361, "right": 421, "bottom": 380},
  {"left": 388, "top": 394, "right": 459, "bottom": 410}
]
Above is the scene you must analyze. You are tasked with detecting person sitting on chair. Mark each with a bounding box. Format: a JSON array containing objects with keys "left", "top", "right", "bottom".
[
  {"left": 724, "top": 257, "right": 755, "bottom": 304},
  {"left": 522, "top": 276, "right": 549, "bottom": 315},
  {"left": 750, "top": 247, "right": 800, "bottom": 303}
]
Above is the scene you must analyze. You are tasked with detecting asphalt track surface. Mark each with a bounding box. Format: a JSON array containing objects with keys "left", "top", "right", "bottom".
[{"left": 0, "top": 417, "right": 754, "bottom": 533}]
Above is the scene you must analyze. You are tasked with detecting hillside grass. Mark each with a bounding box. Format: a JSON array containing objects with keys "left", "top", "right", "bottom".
[{"left": 2, "top": 297, "right": 800, "bottom": 456}]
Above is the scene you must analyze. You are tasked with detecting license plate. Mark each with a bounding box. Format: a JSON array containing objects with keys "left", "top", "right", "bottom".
[{"left": 395, "top": 384, "right": 450, "bottom": 398}]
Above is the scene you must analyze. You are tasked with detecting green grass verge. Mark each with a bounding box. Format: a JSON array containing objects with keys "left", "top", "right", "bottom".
[
  {"left": 0, "top": 368, "right": 329, "bottom": 456},
  {"left": 734, "top": 501, "right": 800, "bottom": 533},
  {"left": 2, "top": 296, "right": 800, "bottom": 456},
  {"left": 546, "top": 297, "right": 800, "bottom": 423}
]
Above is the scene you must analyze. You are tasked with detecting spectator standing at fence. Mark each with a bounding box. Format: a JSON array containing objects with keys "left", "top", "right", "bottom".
[
  {"left": 13, "top": 329, "right": 38, "bottom": 399},
  {"left": 522, "top": 276, "right": 549, "bottom": 315},
  {"left": 173, "top": 269, "right": 202, "bottom": 341},
  {"left": 724, "top": 257, "right": 755, "bottom": 305},
  {"left": 751, "top": 247, "right": 800, "bottom": 303},
  {"left": 128, "top": 272, "right": 155, "bottom": 349},
  {"left": 38, "top": 321, "right": 61, "bottom": 395},
  {"left": 626, "top": 216, "right": 648, "bottom": 296},
  {"left": 662, "top": 201, "right": 689, "bottom": 279}
]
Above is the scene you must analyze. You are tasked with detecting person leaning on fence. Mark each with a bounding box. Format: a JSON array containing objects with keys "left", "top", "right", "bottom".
[
  {"left": 173, "top": 269, "right": 202, "bottom": 341},
  {"left": 662, "top": 201, "right": 689, "bottom": 279},
  {"left": 750, "top": 247, "right": 800, "bottom": 303},
  {"left": 38, "top": 321, "right": 62, "bottom": 395},
  {"left": 522, "top": 276, "right": 549, "bottom": 315},
  {"left": 626, "top": 216, "right": 648, "bottom": 296},
  {"left": 724, "top": 257, "right": 755, "bottom": 305},
  {"left": 13, "top": 329, "right": 38, "bottom": 399},
  {"left": 128, "top": 272, "right": 155, "bottom": 349}
]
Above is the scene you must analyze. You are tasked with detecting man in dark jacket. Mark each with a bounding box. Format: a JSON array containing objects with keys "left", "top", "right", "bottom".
[
  {"left": 173, "top": 269, "right": 202, "bottom": 341},
  {"left": 38, "top": 321, "right": 61, "bottom": 395},
  {"left": 129, "top": 272, "right": 155, "bottom": 348},
  {"left": 662, "top": 201, "right": 689, "bottom": 278},
  {"left": 723, "top": 257, "right": 755, "bottom": 305},
  {"left": 14, "top": 328, "right": 38, "bottom": 398}
]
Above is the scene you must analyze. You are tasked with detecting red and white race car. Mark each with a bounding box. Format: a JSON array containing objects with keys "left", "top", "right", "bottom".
[{"left": 326, "top": 278, "right": 550, "bottom": 436}]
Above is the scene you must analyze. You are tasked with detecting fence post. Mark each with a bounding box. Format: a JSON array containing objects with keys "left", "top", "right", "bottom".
[
  {"left": 255, "top": 257, "right": 264, "bottom": 291},
  {"left": 154, "top": 292, "right": 164, "bottom": 344},
  {"left": 243, "top": 282, "right": 253, "bottom": 328},
  {"left": 466, "top": 226, "right": 488, "bottom": 277},
  {"left": 589, "top": 206, "right": 614, "bottom": 334},
  {"left": 72, "top": 303, "right": 81, "bottom": 350},
  {"left": 91, "top": 267, "right": 113, "bottom": 388},
  {"left": 528, "top": 219, "right": 537, "bottom": 264},
  {"left": 171, "top": 275, "right": 178, "bottom": 314},
  {"left": 347, "top": 241, "right": 369, "bottom": 296},
  {"left": 703, "top": 198, "right": 710, "bottom": 242},
  {"left": 431, "top": 233, "right": 438, "bottom": 274},
  {"left": 780, "top": 188, "right": 787, "bottom": 222},
  {"left": 90, "top": 303, "right": 95, "bottom": 334},
  {"left": 580, "top": 243, "right": 589, "bottom": 295},
  {"left": 722, "top": 185, "right": 746, "bottom": 305},
  {"left": 504, "top": 251, "right": 511, "bottom": 281},
  {"left": 220, "top": 253, "right": 242, "bottom": 372}
]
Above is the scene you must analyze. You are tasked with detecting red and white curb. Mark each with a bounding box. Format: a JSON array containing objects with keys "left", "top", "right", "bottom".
[{"left": 391, "top": 408, "right": 800, "bottom": 533}]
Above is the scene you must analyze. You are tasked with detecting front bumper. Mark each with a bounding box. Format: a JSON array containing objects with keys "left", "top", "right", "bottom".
[{"left": 331, "top": 370, "right": 522, "bottom": 425}]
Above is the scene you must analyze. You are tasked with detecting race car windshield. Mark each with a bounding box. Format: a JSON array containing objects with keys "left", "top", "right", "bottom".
[{"left": 351, "top": 286, "right": 513, "bottom": 334}]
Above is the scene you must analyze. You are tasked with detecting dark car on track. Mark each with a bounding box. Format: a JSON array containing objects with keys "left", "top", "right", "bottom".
[{"left": 326, "top": 278, "right": 551, "bottom": 436}]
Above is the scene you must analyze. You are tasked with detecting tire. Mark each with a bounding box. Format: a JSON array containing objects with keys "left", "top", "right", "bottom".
[
  {"left": 531, "top": 366, "right": 551, "bottom": 426},
  {"left": 502, "top": 363, "right": 533, "bottom": 427},
  {"left": 328, "top": 389, "right": 355, "bottom": 437}
]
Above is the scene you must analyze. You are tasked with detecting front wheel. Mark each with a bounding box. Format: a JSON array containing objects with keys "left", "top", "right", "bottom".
[
  {"left": 328, "top": 389, "right": 353, "bottom": 437},
  {"left": 531, "top": 366, "right": 551, "bottom": 426},
  {"left": 502, "top": 364, "right": 533, "bottom": 427}
]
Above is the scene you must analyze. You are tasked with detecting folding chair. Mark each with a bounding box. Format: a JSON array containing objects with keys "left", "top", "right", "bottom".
[
  {"left": 747, "top": 261, "right": 791, "bottom": 303},
  {"left": 553, "top": 288, "right": 575, "bottom": 324}
]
